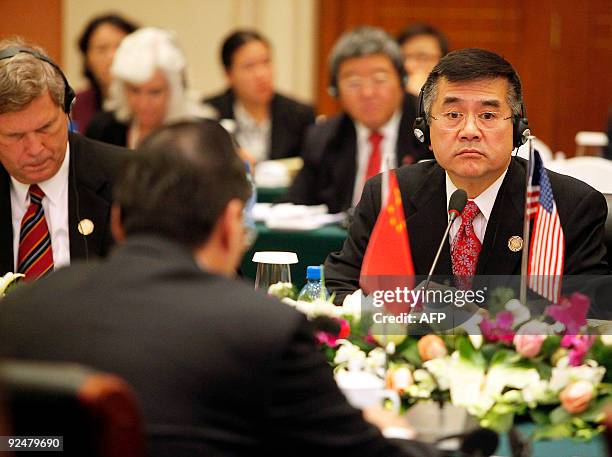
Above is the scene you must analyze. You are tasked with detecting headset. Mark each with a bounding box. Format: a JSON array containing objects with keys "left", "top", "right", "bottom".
[
  {"left": 413, "top": 85, "right": 531, "bottom": 149},
  {"left": 0, "top": 47, "right": 87, "bottom": 259},
  {"left": 0, "top": 47, "right": 76, "bottom": 114}
]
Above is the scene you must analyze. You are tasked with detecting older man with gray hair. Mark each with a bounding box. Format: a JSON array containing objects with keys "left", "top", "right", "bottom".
[
  {"left": 0, "top": 37, "right": 128, "bottom": 279},
  {"left": 287, "top": 26, "right": 431, "bottom": 213}
]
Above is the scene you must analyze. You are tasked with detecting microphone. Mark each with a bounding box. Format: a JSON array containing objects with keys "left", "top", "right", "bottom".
[{"left": 423, "top": 189, "right": 467, "bottom": 289}]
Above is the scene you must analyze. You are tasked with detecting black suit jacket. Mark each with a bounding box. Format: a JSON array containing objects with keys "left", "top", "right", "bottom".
[
  {"left": 286, "top": 94, "right": 432, "bottom": 213},
  {"left": 0, "top": 133, "right": 127, "bottom": 274},
  {"left": 204, "top": 89, "right": 316, "bottom": 160},
  {"left": 325, "top": 158, "right": 610, "bottom": 303},
  {"left": 85, "top": 111, "right": 128, "bottom": 147},
  {"left": 0, "top": 235, "right": 435, "bottom": 457}
]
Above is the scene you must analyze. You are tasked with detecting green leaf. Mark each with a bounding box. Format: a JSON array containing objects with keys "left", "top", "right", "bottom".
[
  {"left": 540, "top": 335, "right": 562, "bottom": 360},
  {"left": 550, "top": 405, "right": 572, "bottom": 424},
  {"left": 532, "top": 422, "right": 574, "bottom": 440},
  {"left": 457, "top": 337, "right": 485, "bottom": 368},
  {"left": 398, "top": 338, "right": 422, "bottom": 367}
]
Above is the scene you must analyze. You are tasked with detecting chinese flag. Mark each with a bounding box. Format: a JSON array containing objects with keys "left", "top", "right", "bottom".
[{"left": 359, "top": 170, "right": 415, "bottom": 300}]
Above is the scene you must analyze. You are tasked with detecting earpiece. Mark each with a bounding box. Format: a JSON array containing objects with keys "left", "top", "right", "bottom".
[
  {"left": 512, "top": 101, "right": 530, "bottom": 149},
  {"left": 0, "top": 47, "right": 75, "bottom": 114},
  {"left": 413, "top": 88, "right": 430, "bottom": 146}
]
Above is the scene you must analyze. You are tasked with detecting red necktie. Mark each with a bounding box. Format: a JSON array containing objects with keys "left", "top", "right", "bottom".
[
  {"left": 365, "top": 131, "right": 383, "bottom": 181},
  {"left": 451, "top": 201, "right": 481, "bottom": 289},
  {"left": 17, "top": 184, "right": 54, "bottom": 281}
]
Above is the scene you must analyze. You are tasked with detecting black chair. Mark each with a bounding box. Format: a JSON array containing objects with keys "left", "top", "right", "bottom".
[{"left": 0, "top": 360, "right": 146, "bottom": 457}]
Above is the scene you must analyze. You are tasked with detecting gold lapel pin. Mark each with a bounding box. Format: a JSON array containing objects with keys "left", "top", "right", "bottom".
[
  {"left": 78, "top": 218, "right": 94, "bottom": 236},
  {"left": 508, "top": 235, "right": 523, "bottom": 252}
]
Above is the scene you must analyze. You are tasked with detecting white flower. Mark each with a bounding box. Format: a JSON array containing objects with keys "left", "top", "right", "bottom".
[
  {"left": 0, "top": 272, "right": 24, "bottom": 296},
  {"left": 341, "top": 289, "right": 363, "bottom": 321},
  {"left": 423, "top": 357, "right": 452, "bottom": 390},
  {"left": 549, "top": 363, "right": 605, "bottom": 392},
  {"left": 334, "top": 340, "right": 366, "bottom": 371},
  {"left": 364, "top": 347, "right": 387, "bottom": 376},
  {"left": 522, "top": 379, "right": 553, "bottom": 406},
  {"left": 515, "top": 319, "right": 553, "bottom": 336},
  {"left": 601, "top": 334, "right": 612, "bottom": 346},
  {"left": 505, "top": 299, "right": 531, "bottom": 326}
]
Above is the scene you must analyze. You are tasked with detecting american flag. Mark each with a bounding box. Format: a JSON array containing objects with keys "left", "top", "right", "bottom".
[{"left": 526, "top": 150, "right": 565, "bottom": 302}]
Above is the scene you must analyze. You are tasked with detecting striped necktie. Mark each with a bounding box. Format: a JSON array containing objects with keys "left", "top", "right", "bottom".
[{"left": 17, "top": 184, "right": 54, "bottom": 281}]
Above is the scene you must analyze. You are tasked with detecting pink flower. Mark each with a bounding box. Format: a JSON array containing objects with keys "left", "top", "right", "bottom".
[
  {"left": 560, "top": 380, "right": 594, "bottom": 414},
  {"left": 315, "top": 318, "right": 350, "bottom": 347},
  {"left": 480, "top": 311, "right": 515, "bottom": 344},
  {"left": 514, "top": 334, "right": 546, "bottom": 358},
  {"left": 417, "top": 334, "right": 448, "bottom": 361},
  {"left": 561, "top": 334, "right": 596, "bottom": 366},
  {"left": 546, "top": 293, "right": 590, "bottom": 334}
]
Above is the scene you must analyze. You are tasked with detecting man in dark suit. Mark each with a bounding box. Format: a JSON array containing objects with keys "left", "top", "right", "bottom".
[
  {"left": 325, "top": 48, "right": 609, "bottom": 304},
  {"left": 204, "top": 29, "right": 315, "bottom": 161},
  {"left": 0, "top": 120, "right": 436, "bottom": 457},
  {"left": 0, "top": 39, "right": 127, "bottom": 278},
  {"left": 286, "top": 26, "right": 431, "bottom": 214}
]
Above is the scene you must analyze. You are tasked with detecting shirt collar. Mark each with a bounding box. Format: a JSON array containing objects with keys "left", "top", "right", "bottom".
[
  {"left": 233, "top": 101, "right": 270, "bottom": 130},
  {"left": 10, "top": 142, "right": 70, "bottom": 206},
  {"left": 445, "top": 167, "right": 508, "bottom": 222},
  {"left": 355, "top": 110, "right": 402, "bottom": 144}
]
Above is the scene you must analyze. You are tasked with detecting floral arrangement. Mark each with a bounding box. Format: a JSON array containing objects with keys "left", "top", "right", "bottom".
[
  {"left": 0, "top": 272, "right": 23, "bottom": 297},
  {"left": 269, "top": 284, "right": 612, "bottom": 441}
]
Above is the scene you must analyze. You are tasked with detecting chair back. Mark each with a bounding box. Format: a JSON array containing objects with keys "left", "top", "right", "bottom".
[
  {"left": 547, "top": 156, "right": 612, "bottom": 194},
  {"left": 0, "top": 360, "right": 146, "bottom": 457}
]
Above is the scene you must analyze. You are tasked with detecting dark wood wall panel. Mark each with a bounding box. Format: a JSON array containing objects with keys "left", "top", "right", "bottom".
[{"left": 316, "top": 0, "right": 612, "bottom": 156}]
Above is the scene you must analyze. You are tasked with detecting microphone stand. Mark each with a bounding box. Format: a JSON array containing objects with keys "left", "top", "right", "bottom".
[{"left": 423, "top": 211, "right": 459, "bottom": 291}]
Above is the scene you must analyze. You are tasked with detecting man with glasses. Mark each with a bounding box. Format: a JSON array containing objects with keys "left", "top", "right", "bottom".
[
  {"left": 0, "top": 119, "right": 438, "bottom": 457},
  {"left": 286, "top": 26, "right": 431, "bottom": 213},
  {"left": 325, "top": 48, "right": 609, "bottom": 304}
]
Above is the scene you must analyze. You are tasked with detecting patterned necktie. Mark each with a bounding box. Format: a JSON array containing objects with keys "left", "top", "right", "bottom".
[
  {"left": 365, "top": 131, "right": 383, "bottom": 181},
  {"left": 451, "top": 200, "right": 481, "bottom": 289},
  {"left": 17, "top": 184, "right": 54, "bottom": 281}
]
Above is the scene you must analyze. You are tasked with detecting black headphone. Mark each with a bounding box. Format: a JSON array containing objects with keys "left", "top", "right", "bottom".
[
  {"left": 0, "top": 47, "right": 76, "bottom": 114},
  {"left": 413, "top": 86, "right": 531, "bottom": 149}
]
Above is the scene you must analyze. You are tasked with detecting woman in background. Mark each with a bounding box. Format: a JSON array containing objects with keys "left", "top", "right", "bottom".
[
  {"left": 204, "top": 29, "right": 315, "bottom": 162},
  {"left": 86, "top": 27, "right": 214, "bottom": 148},
  {"left": 396, "top": 23, "right": 449, "bottom": 97},
  {"left": 72, "top": 13, "right": 137, "bottom": 133}
]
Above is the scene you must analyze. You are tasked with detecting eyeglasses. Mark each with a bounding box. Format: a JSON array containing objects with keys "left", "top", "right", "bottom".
[
  {"left": 339, "top": 71, "right": 393, "bottom": 92},
  {"left": 430, "top": 111, "right": 513, "bottom": 130}
]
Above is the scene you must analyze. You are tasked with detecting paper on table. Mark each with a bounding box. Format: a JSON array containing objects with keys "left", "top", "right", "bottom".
[{"left": 252, "top": 203, "right": 345, "bottom": 231}]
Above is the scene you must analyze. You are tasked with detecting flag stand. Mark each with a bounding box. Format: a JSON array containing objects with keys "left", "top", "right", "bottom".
[{"left": 519, "top": 135, "right": 536, "bottom": 305}]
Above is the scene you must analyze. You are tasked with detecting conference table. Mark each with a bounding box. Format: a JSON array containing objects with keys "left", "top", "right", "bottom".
[{"left": 241, "top": 221, "right": 348, "bottom": 290}]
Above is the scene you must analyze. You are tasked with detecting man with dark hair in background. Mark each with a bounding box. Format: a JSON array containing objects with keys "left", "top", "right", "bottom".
[
  {"left": 0, "top": 38, "right": 127, "bottom": 279},
  {"left": 325, "top": 48, "right": 609, "bottom": 304},
  {"left": 286, "top": 26, "right": 431, "bottom": 214},
  {"left": 0, "top": 119, "right": 437, "bottom": 457}
]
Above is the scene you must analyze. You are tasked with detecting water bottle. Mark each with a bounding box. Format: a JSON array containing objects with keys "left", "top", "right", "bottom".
[{"left": 298, "top": 266, "right": 330, "bottom": 302}]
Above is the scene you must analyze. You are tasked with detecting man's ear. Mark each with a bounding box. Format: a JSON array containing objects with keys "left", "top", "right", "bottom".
[
  {"left": 218, "top": 199, "right": 244, "bottom": 248},
  {"left": 110, "top": 203, "right": 126, "bottom": 244}
]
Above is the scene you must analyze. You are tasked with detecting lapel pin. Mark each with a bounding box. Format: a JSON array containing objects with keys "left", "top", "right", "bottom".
[
  {"left": 508, "top": 235, "right": 523, "bottom": 252},
  {"left": 78, "top": 218, "right": 94, "bottom": 236}
]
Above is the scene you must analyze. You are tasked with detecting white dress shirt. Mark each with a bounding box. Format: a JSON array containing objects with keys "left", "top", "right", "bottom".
[
  {"left": 445, "top": 169, "right": 508, "bottom": 246},
  {"left": 234, "top": 101, "right": 271, "bottom": 162},
  {"left": 352, "top": 110, "right": 401, "bottom": 206},
  {"left": 11, "top": 143, "right": 71, "bottom": 271}
]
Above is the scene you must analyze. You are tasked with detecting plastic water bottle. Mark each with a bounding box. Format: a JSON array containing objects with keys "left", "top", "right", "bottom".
[
  {"left": 244, "top": 161, "right": 257, "bottom": 244},
  {"left": 298, "top": 266, "right": 330, "bottom": 302}
]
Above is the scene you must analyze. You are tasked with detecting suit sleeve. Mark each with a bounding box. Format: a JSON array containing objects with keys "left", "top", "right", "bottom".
[
  {"left": 261, "top": 316, "right": 437, "bottom": 457},
  {"left": 563, "top": 187, "right": 610, "bottom": 275},
  {"left": 284, "top": 124, "right": 323, "bottom": 206},
  {"left": 325, "top": 177, "right": 382, "bottom": 304}
]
